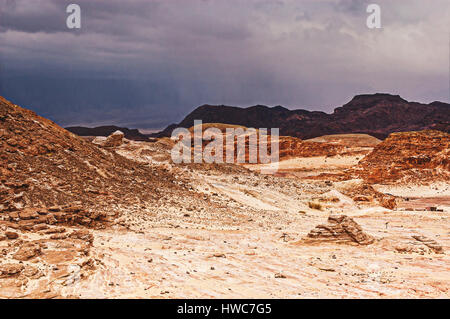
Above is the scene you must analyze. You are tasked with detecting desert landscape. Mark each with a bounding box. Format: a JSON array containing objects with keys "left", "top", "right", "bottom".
[{"left": 0, "top": 94, "right": 449, "bottom": 299}]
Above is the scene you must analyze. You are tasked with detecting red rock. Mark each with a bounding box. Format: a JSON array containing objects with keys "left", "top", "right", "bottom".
[
  {"left": 50, "top": 233, "right": 69, "bottom": 240},
  {"left": 5, "top": 231, "right": 19, "bottom": 239},
  {"left": 8, "top": 212, "right": 19, "bottom": 220},
  {"left": 42, "top": 227, "right": 66, "bottom": 234},
  {"left": 353, "top": 195, "right": 372, "bottom": 202},
  {"left": 69, "top": 230, "right": 94, "bottom": 244},
  {"left": 359, "top": 130, "right": 449, "bottom": 183},
  {"left": 18, "top": 208, "right": 39, "bottom": 220},
  {"left": 13, "top": 243, "right": 42, "bottom": 261},
  {"left": 23, "top": 265, "right": 43, "bottom": 279},
  {"left": 33, "top": 224, "right": 49, "bottom": 231},
  {"left": 104, "top": 130, "right": 124, "bottom": 147},
  {"left": 0, "top": 263, "right": 24, "bottom": 278}
]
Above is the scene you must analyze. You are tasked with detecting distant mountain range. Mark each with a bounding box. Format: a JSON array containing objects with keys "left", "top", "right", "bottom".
[
  {"left": 152, "top": 93, "right": 450, "bottom": 139},
  {"left": 66, "top": 125, "right": 149, "bottom": 141},
  {"left": 66, "top": 94, "right": 450, "bottom": 140}
]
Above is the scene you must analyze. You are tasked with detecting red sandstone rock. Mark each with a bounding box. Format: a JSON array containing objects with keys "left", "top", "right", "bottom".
[
  {"left": 359, "top": 130, "right": 449, "bottom": 184},
  {"left": 0, "top": 263, "right": 24, "bottom": 278},
  {"left": 13, "top": 242, "right": 42, "bottom": 261},
  {"left": 104, "top": 130, "right": 124, "bottom": 147},
  {"left": 5, "top": 231, "right": 18, "bottom": 240}
]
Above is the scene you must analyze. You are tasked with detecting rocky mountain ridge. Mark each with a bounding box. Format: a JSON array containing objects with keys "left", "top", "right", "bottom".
[
  {"left": 154, "top": 93, "right": 450, "bottom": 139},
  {"left": 66, "top": 125, "right": 149, "bottom": 141}
]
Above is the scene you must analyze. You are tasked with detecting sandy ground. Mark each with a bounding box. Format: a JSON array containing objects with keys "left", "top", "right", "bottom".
[
  {"left": 60, "top": 145, "right": 450, "bottom": 298},
  {"left": 63, "top": 209, "right": 450, "bottom": 298}
]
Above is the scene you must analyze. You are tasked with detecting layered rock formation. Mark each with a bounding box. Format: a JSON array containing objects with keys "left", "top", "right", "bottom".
[
  {"left": 175, "top": 123, "right": 348, "bottom": 163},
  {"left": 305, "top": 215, "right": 375, "bottom": 245},
  {"left": 359, "top": 130, "right": 449, "bottom": 184}
]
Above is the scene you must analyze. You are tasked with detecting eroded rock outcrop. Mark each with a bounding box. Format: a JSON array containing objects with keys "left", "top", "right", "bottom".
[
  {"left": 104, "top": 130, "right": 125, "bottom": 147},
  {"left": 178, "top": 123, "right": 348, "bottom": 163},
  {"left": 0, "top": 264, "right": 24, "bottom": 278},
  {"left": 359, "top": 130, "right": 449, "bottom": 184},
  {"left": 412, "top": 235, "right": 444, "bottom": 254},
  {"left": 305, "top": 215, "right": 375, "bottom": 245}
]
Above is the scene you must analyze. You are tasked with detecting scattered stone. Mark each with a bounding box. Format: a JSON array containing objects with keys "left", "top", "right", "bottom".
[
  {"left": 394, "top": 244, "right": 428, "bottom": 255},
  {"left": 412, "top": 235, "right": 444, "bottom": 254}
]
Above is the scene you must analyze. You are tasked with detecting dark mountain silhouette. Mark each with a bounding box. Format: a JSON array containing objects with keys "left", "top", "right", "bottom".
[
  {"left": 66, "top": 125, "right": 149, "bottom": 141},
  {"left": 152, "top": 94, "right": 450, "bottom": 139}
]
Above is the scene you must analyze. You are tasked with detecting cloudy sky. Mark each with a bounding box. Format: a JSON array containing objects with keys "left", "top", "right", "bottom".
[{"left": 0, "top": 0, "right": 449, "bottom": 130}]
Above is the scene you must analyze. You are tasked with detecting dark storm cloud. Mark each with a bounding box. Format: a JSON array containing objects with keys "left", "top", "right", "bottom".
[{"left": 0, "top": 0, "right": 449, "bottom": 129}]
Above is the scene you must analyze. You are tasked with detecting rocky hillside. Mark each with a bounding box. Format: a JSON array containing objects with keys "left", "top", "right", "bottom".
[
  {"left": 154, "top": 94, "right": 450, "bottom": 139},
  {"left": 174, "top": 123, "right": 348, "bottom": 163},
  {"left": 359, "top": 130, "right": 449, "bottom": 184},
  {"left": 0, "top": 96, "right": 183, "bottom": 214}
]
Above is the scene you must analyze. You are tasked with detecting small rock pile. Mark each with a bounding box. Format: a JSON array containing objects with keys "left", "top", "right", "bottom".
[
  {"left": 306, "top": 215, "right": 375, "bottom": 245},
  {"left": 412, "top": 235, "right": 444, "bottom": 254}
]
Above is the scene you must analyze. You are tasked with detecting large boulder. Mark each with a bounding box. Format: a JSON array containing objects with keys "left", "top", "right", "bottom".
[{"left": 103, "top": 130, "right": 125, "bottom": 147}]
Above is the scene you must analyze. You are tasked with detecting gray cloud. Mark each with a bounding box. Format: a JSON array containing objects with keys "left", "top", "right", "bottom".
[{"left": 0, "top": 0, "right": 449, "bottom": 129}]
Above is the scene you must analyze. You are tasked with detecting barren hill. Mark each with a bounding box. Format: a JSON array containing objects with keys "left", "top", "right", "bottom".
[
  {"left": 0, "top": 96, "right": 182, "bottom": 214},
  {"left": 154, "top": 94, "right": 450, "bottom": 139}
]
